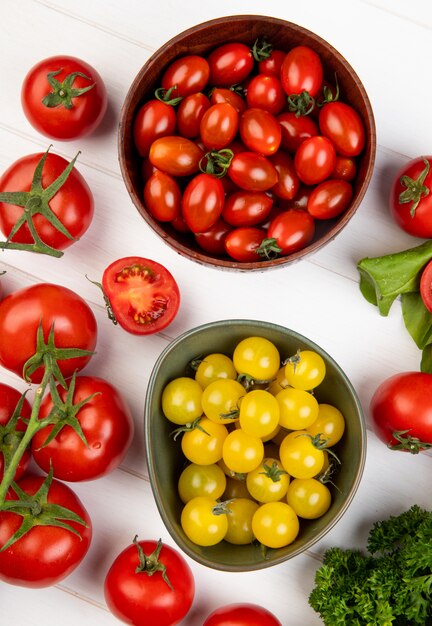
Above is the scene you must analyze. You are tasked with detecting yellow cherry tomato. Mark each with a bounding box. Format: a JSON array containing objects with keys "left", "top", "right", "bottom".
[
  {"left": 181, "top": 417, "right": 228, "bottom": 465},
  {"left": 267, "top": 366, "right": 290, "bottom": 396},
  {"left": 233, "top": 336, "right": 280, "bottom": 381},
  {"left": 222, "top": 429, "right": 264, "bottom": 474},
  {"left": 287, "top": 478, "right": 331, "bottom": 519},
  {"left": 194, "top": 353, "right": 237, "bottom": 389},
  {"left": 284, "top": 349, "right": 326, "bottom": 391},
  {"left": 306, "top": 403, "right": 345, "bottom": 447},
  {"left": 239, "top": 389, "right": 280, "bottom": 438},
  {"left": 224, "top": 498, "right": 259, "bottom": 545},
  {"left": 162, "top": 376, "right": 203, "bottom": 425},
  {"left": 178, "top": 463, "right": 227, "bottom": 503},
  {"left": 252, "top": 501, "right": 299, "bottom": 548},
  {"left": 246, "top": 458, "right": 290, "bottom": 503},
  {"left": 279, "top": 430, "right": 325, "bottom": 479},
  {"left": 276, "top": 387, "right": 319, "bottom": 430},
  {"left": 181, "top": 497, "right": 228, "bottom": 546},
  {"left": 201, "top": 379, "right": 246, "bottom": 424},
  {"left": 222, "top": 476, "right": 253, "bottom": 501}
]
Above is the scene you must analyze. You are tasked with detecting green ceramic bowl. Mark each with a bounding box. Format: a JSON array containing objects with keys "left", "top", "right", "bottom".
[{"left": 145, "top": 320, "right": 366, "bottom": 571}]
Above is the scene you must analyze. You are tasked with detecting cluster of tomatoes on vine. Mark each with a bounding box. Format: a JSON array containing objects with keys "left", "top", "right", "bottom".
[{"left": 135, "top": 38, "right": 366, "bottom": 261}]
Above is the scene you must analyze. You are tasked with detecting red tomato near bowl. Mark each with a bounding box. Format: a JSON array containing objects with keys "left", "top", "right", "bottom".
[
  {"left": 228, "top": 152, "right": 278, "bottom": 192},
  {"left": 239, "top": 108, "right": 281, "bottom": 156},
  {"left": 246, "top": 74, "right": 286, "bottom": 115},
  {"left": 21, "top": 55, "right": 107, "bottom": 140},
  {"left": 278, "top": 111, "right": 319, "bottom": 154},
  {"left": 149, "top": 136, "right": 203, "bottom": 177},
  {"left": 294, "top": 135, "right": 336, "bottom": 185},
  {"left": 182, "top": 173, "right": 225, "bottom": 233},
  {"left": 104, "top": 538, "right": 195, "bottom": 626},
  {"left": 195, "top": 218, "right": 232, "bottom": 255},
  {"left": 280, "top": 45, "right": 323, "bottom": 98},
  {"left": 210, "top": 88, "right": 247, "bottom": 114},
  {"left": 134, "top": 99, "right": 177, "bottom": 157},
  {"left": 0, "top": 383, "right": 32, "bottom": 481},
  {"left": 319, "top": 101, "right": 365, "bottom": 157},
  {"left": 222, "top": 190, "right": 273, "bottom": 227},
  {"left": 207, "top": 42, "right": 254, "bottom": 86},
  {"left": 269, "top": 151, "right": 300, "bottom": 200},
  {"left": 0, "top": 151, "right": 94, "bottom": 252},
  {"left": 102, "top": 256, "right": 180, "bottom": 335},
  {"left": 0, "top": 473, "right": 92, "bottom": 587},
  {"left": 420, "top": 259, "right": 432, "bottom": 313},
  {"left": 177, "top": 92, "right": 210, "bottom": 138},
  {"left": 203, "top": 603, "right": 282, "bottom": 626},
  {"left": 389, "top": 156, "right": 432, "bottom": 238},
  {"left": 224, "top": 227, "right": 267, "bottom": 262},
  {"left": 307, "top": 179, "right": 353, "bottom": 219},
  {"left": 31, "top": 376, "right": 134, "bottom": 481},
  {"left": 200, "top": 103, "right": 239, "bottom": 150},
  {"left": 370, "top": 371, "right": 432, "bottom": 452},
  {"left": 161, "top": 54, "right": 210, "bottom": 97},
  {"left": 144, "top": 170, "right": 181, "bottom": 222},
  {"left": 267, "top": 209, "right": 315, "bottom": 255},
  {"left": 0, "top": 283, "right": 97, "bottom": 383}
]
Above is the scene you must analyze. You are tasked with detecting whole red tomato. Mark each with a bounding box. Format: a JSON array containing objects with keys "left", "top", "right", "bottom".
[
  {"left": 177, "top": 92, "right": 210, "bottom": 138},
  {"left": 269, "top": 151, "right": 300, "bottom": 200},
  {"left": 195, "top": 218, "right": 232, "bottom": 255},
  {"left": 420, "top": 259, "right": 432, "bottom": 313},
  {"left": 182, "top": 173, "right": 225, "bottom": 233},
  {"left": 0, "top": 151, "right": 94, "bottom": 252},
  {"left": 134, "top": 100, "right": 176, "bottom": 157},
  {"left": 307, "top": 179, "right": 353, "bottom": 219},
  {"left": 278, "top": 111, "right": 318, "bottom": 153},
  {"left": 294, "top": 135, "right": 336, "bottom": 186},
  {"left": 224, "top": 227, "right": 267, "bottom": 262},
  {"left": 31, "top": 376, "right": 134, "bottom": 481},
  {"left": 258, "top": 49, "right": 286, "bottom": 76},
  {"left": 200, "top": 103, "right": 239, "bottom": 150},
  {"left": 0, "top": 283, "right": 97, "bottom": 383},
  {"left": 370, "top": 371, "right": 432, "bottom": 452},
  {"left": 222, "top": 190, "right": 273, "bottom": 227},
  {"left": 246, "top": 74, "right": 286, "bottom": 115},
  {"left": 149, "top": 136, "right": 203, "bottom": 177},
  {"left": 207, "top": 43, "right": 254, "bottom": 86},
  {"left": 21, "top": 55, "right": 107, "bottom": 140},
  {"left": 161, "top": 55, "right": 210, "bottom": 98},
  {"left": 102, "top": 256, "right": 180, "bottom": 335},
  {"left": 332, "top": 155, "right": 357, "bottom": 181},
  {"left": 104, "top": 538, "right": 195, "bottom": 626},
  {"left": 239, "top": 108, "right": 281, "bottom": 156},
  {"left": 267, "top": 209, "right": 315, "bottom": 255},
  {"left": 144, "top": 170, "right": 181, "bottom": 222},
  {"left": 280, "top": 45, "right": 323, "bottom": 98},
  {"left": 210, "top": 88, "right": 247, "bottom": 114},
  {"left": 319, "top": 101, "right": 365, "bottom": 157},
  {"left": 0, "top": 473, "right": 92, "bottom": 587},
  {"left": 203, "top": 603, "right": 282, "bottom": 626},
  {"left": 389, "top": 156, "right": 432, "bottom": 238},
  {"left": 0, "top": 383, "right": 32, "bottom": 481},
  {"left": 228, "top": 152, "right": 278, "bottom": 192}
]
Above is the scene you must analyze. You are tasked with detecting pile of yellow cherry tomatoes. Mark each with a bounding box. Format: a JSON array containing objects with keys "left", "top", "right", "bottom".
[{"left": 161, "top": 336, "right": 345, "bottom": 549}]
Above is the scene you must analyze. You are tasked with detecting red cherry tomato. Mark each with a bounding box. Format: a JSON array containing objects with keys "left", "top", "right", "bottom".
[
  {"left": 195, "top": 218, "right": 232, "bottom": 255},
  {"left": 200, "top": 103, "right": 239, "bottom": 150},
  {"left": 389, "top": 156, "right": 432, "bottom": 238},
  {"left": 149, "top": 136, "right": 203, "bottom": 177},
  {"left": 228, "top": 152, "right": 278, "bottom": 192},
  {"left": 141, "top": 157, "right": 159, "bottom": 182},
  {"left": 133, "top": 100, "right": 176, "bottom": 157},
  {"left": 225, "top": 227, "right": 267, "bottom": 262},
  {"left": 278, "top": 111, "right": 319, "bottom": 153},
  {"left": 258, "top": 50, "right": 286, "bottom": 76},
  {"left": 269, "top": 151, "right": 300, "bottom": 200},
  {"left": 332, "top": 155, "right": 357, "bottom": 181},
  {"left": 280, "top": 45, "right": 323, "bottom": 98},
  {"left": 319, "top": 102, "right": 365, "bottom": 157},
  {"left": 210, "top": 88, "right": 247, "bottom": 114},
  {"left": 420, "top": 260, "right": 432, "bottom": 313},
  {"left": 267, "top": 209, "right": 315, "bottom": 254},
  {"left": 0, "top": 383, "right": 32, "bottom": 482},
  {"left": 177, "top": 92, "right": 210, "bottom": 138},
  {"left": 102, "top": 256, "right": 180, "bottom": 335},
  {"left": 144, "top": 170, "right": 181, "bottom": 222},
  {"left": 21, "top": 55, "right": 107, "bottom": 140},
  {"left": 246, "top": 75, "right": 286, "bottom": 115},
  {"left": 161, "top": 55, "right": 210, "bottom": 97},
  {"left": 104, "top": 538, "right": 195, "bottom": 626},
  {"left": 170, "top": 213, "right": 190, "bottom": 234},
  {"left": 203, "top": 603, "right": 282, "bottom": 626},
  {"left": 182, "top": 173, "right": 225, "bottom": 233},
  {"left": 278, "top": 185, "right": 314, "bottom": 211},
  {"left": 0, "top": 473, "right": 92, "bottom": 587},
  {"left": 239, "top": 108, "right": 281, "bottom": 156},
  {"left": 307, "top": 179, "right": 353, "bottom": 219},
  {"left": 294, "top": 135, "right": 337, "bottom": 185},
  {"left": 222, "top": 190, "right": 273, "bottom": 227},
  {"left": 207, "top": 43, "right": 254, "bottom": 86}
]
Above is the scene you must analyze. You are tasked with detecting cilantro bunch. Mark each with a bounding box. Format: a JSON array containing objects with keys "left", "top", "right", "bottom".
[{"left": 309, "top": 505, "right": 432, "bottom": 625}]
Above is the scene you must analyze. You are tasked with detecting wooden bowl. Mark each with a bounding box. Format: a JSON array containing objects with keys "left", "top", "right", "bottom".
[
  {"left": 119, "top": 15, "right": 376, "bottom": 271},
  {"left": 144, "top": 319, "right": 366, "bottom": 571}
]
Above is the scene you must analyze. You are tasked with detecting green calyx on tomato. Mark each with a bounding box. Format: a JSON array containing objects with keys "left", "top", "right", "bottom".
[
  {"left": 0, "top": 391, "right": 30, "bottom": 477},
  {"left": 171, "top": 416, "right": 210, "bottom": 441},
  {"left": 237, "top": 372, "right": 277, "bottom": 391},
  {"left": 0, "top": 466, "right": 88, "bottom": 551},
  {"left": 287, "top": 90, "right": 315, "bottom": 117},
  {"left": 398, "top": 157, "right": 430, "bottom": 216},
  {"left": 200, "top": 148, "right": 234, "bottom": 178},
  {"left": 388, "top": 429, "right": 432, "bottom": 454},
  {"left": 255, "top": 237, "right": 283, "bottom": 260},
  {"left": 133, "top": 537, "right": 173, "bottom": 589},
  {"left": 317, "top": 74, "right": 340, "bottom": 107},
  {"left": 252, "top": 37, "right": 273, "bottom": 62},
  {"left": 0, "top": 146, "right": 80, "bottom": 257},
  {"left": 42, "top": 69, "right": 95, "bottom": 109},
  {"left": 154, "top": 85, "right": 183, "bottom": 107},
  {"left": 260, "top": 460, "right": 288, "bottom": 483}
]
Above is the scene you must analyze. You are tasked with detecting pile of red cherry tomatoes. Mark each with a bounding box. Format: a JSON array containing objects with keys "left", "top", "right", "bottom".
[{"left": 134, "top": 39, "right": 366, "bottom": 262}]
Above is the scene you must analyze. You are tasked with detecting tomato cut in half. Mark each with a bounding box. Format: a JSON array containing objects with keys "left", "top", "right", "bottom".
[
  {"left": 102, "top": 257, "right": 180, "bottom": 335},
  {"left": 420, "top": 259, "right": 432, "bottom": 313}
]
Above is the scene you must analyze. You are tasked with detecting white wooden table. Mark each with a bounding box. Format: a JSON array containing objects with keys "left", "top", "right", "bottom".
[{"left": 1, "top": 1, "right": 432, "bottom": 624}]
